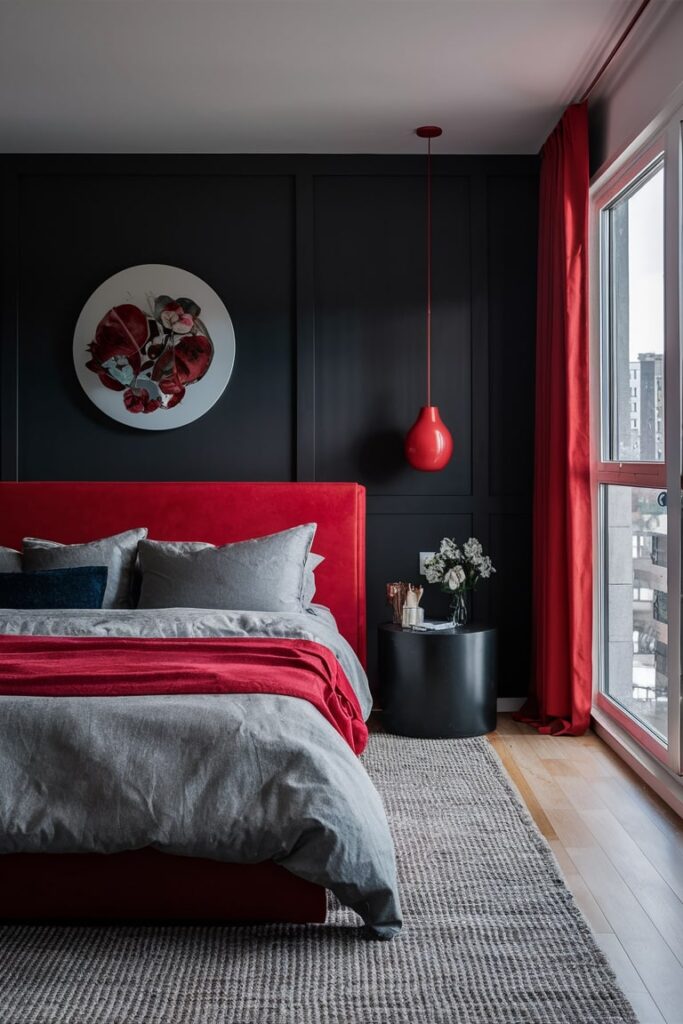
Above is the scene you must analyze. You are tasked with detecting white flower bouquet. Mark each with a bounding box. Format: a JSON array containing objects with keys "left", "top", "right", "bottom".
[{"left": 423, "top": 537, "right": 495, "bottom": 626}]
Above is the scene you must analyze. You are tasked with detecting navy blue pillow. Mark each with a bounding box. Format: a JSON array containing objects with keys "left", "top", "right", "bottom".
[{"left": 0, "top": 566, "right": 109, "bottom": 610}]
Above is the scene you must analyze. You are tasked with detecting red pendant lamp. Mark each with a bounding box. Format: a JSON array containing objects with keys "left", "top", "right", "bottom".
[{"left": 404, "top": 125, "right": 453, "bottom": 472}]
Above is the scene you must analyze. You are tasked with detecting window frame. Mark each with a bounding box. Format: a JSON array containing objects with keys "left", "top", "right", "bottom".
[
  {"left": 597, "top": 139, "right": 666, "bottom": 482},
  {"left": 590, "top": 123, "right": 682, "bottom": 776}
]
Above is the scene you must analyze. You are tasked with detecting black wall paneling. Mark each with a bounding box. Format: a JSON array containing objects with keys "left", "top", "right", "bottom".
[
  {"left": 14, "top": 171, "right": 296, "bottom": 482},
  {"left": 313, "top": 173, "right": 472, "bottom": 496},
  {"left": 0, "top": 154, "right": 538, "bottom": 696}
]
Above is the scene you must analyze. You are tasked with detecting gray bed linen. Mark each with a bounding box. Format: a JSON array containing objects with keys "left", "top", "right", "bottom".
[
  {"left": 0, "top": 607, "right": 401, "bottom": 938},
  {"left": 0, "top": 547, "right": 21, "bottom": 572}
]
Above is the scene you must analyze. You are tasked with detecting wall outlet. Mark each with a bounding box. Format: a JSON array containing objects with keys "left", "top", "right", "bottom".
[{"left": 419, "top": 551, "right": 435, "bottom": 576}]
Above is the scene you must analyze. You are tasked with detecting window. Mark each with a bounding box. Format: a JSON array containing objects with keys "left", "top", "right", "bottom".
[
  {"left": 603, "top": 485, "right": 668, "bottom": 743},
  {"left": 601, "top": 160, "right": 664, "bottom": 463},
  {"left": 593, "top": 126, "right": 681, "bottom": 775}
]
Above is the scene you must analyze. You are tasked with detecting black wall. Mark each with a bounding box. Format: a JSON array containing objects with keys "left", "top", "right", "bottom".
[{"left": 0, "top": 155, "right": 538, "bottom": 696}]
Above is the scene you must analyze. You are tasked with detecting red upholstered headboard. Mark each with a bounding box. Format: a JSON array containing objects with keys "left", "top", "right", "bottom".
[{"left": 0, "top": 482, "right": 367, "bottom": 664}]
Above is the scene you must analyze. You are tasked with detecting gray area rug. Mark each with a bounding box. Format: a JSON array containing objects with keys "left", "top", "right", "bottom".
[{"left": 0, "top": 733, "right": 637, "bottom": 1024}]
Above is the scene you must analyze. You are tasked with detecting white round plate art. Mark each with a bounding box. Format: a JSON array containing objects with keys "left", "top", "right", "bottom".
[{"left": 73, "top": 264, "right": 236, "bottom": 430}]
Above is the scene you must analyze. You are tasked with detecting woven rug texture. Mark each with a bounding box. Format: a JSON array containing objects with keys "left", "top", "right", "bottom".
[{"left": 0, "top": 733, "right": 638, "bottom": 1024}]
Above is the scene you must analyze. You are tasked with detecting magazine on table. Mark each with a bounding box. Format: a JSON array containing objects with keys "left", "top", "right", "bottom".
[{"left": 413, "top": 619, "right": 453, "bottom": 631}]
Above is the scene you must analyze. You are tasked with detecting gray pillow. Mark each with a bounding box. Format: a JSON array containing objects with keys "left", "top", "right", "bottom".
[
  {"left": 140, "top": 540, "right": 324, "bottom": 607},
  {"left": 137, "top": 524, "right": 316, "bottom": 612},
  {"left": 0, "top": 546, "right": 21, "bottom": 572},
  {"left": 22, "top": 528, "right": 147, "bottom": 609},
  {"left": 303, "top": 552, "right": 324, "bottom": 605}
]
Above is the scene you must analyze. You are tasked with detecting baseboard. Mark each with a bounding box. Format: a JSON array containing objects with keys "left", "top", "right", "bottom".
[{"left": 497, "top": 698, "right": 525, "bottom": 712}]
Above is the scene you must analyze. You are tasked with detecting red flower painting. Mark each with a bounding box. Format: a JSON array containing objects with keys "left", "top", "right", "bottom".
[{"left": 86, "top": 294, "right": 214, "bottom": 414}]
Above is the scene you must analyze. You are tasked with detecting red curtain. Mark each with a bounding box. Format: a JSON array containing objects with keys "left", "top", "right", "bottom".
[{"left": 515, "top": 103, "right": 592, "bottom": 736}]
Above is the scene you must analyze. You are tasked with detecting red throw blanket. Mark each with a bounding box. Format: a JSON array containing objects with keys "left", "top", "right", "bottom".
[{"left": 0, "top": 635, "right": 368, "bottom": 755}]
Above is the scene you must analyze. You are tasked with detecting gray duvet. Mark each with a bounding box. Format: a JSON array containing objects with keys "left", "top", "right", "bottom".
[{"left": 0, "top": 606, "right": 402, "bottom": 938}]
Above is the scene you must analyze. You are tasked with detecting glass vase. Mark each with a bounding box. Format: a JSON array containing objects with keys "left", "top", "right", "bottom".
[{"left": 450, "top": 591, "right": 468, "bottom": 628}]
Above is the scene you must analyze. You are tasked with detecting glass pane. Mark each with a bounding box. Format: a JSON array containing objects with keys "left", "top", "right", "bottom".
[
  {"left": 603, "top": 485, "right": 668, "bottom": 743},
  {"left": 606, "top": 162, "right": 664, "bottom": 461}
]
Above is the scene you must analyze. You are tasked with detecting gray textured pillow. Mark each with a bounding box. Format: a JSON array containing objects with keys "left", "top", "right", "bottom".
[
  {"left": 303, "top": 552, "right": 324, "bottom": 605},
  {"left": 0, "top": 546, "right": 21, "bottom": 572},
  {"left": 22, "top": 528, "right": 147, "bottom": 609},
  {"left": 140, "top": 540, "right": 324, "bottom": 607},
  {"left": 137, "top": 524, "right": 316, "bottom": 612}
]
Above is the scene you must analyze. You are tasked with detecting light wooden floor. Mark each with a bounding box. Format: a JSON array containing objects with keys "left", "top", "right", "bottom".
[{"left": 489, "top": 715, "right": 683, "bottom": 1024}]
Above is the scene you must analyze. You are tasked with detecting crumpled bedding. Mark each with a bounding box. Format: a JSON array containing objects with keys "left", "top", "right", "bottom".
[{"left": 0, "top": 606, "right": 401, "bottom": 938}]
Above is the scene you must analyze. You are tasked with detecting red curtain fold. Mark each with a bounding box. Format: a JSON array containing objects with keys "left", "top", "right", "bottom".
[{"left": 515, "top": 103, "right": 592, "bottom": 736}]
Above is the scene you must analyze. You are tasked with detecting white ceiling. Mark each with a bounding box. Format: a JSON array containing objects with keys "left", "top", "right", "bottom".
[{"left": 0, "top": 0, "right": 645, "bottom": 154}]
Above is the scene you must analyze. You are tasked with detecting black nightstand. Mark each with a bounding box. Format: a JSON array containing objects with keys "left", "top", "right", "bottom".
[{"left": 377, "top": 623, "right": 497, "bottom": 738}]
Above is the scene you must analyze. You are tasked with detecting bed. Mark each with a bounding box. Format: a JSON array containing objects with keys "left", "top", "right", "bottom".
[{"left": 0, "top": 481, "right": 401, "bottom": 938}]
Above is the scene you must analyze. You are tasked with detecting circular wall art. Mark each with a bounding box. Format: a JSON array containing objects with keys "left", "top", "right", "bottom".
[{"left": 73, "top": 264, "right": 236, "bottom": 430}]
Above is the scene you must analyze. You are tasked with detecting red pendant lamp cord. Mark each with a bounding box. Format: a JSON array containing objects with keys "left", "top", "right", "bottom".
[
  {"left": 405, "top": 124, "right": 452, "bottom": 472},
  {"left": 426, "top": 136, "right": 432, "bottom": 407}
]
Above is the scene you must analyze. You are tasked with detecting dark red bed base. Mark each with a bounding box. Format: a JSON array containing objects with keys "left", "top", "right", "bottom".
[
  {"left": 0, "top": 851, "right": 327, "bottom": 924},
  {"left": 0, "top": 481, "right": 366, "bottom": 925}
]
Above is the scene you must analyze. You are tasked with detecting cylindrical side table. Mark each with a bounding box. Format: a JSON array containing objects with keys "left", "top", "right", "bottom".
[{"left": 377, "top": 623, "right": 497, "bottom": 738}]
